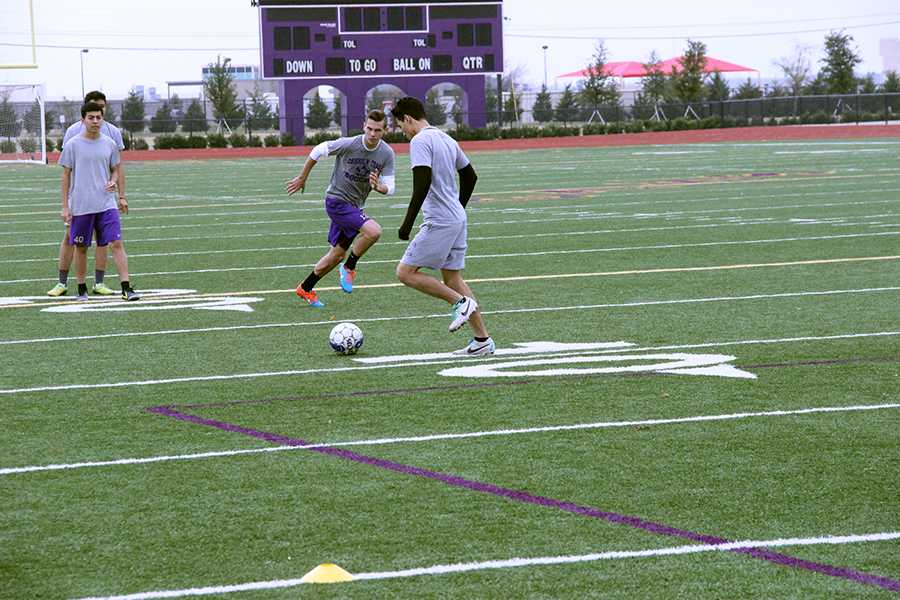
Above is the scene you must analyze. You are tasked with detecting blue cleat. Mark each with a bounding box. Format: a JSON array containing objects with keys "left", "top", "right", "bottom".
[{"left": 338, "top": 264, "right": 356, "bottom": 293}]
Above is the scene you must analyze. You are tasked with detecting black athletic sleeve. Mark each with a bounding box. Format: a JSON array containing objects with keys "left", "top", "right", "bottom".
[
  {"left": 457, "top": 163, "right": 478, "bottom": 208},
  {"left": 399, "top": 165, "right": 432, "bottom": 240}
]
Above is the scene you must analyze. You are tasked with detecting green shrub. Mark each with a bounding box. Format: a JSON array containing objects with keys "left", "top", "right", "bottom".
[
  {"left": 248, "top": 135, "right": 263, "bottom": 147},
  {"left": 56, "top": 138, "right": 65, "bottom": 151},
  {"left": 46, "top": 138, "right": 55, "bottom": 152},
  {"left": 189, "top": 135, "right": 207, "bottom": 149},
  {"left": 19, "top": 137, "right": 37, "bottom": 153},
  {"left": 228, "top": 133, "right": 248, "bottom": 148},
  {"left": 264, "top": 134, "right": 280, "bottom": 147},
  {"left": 279, "top": 132, "right": 296, "bottom": 146},
  {"left": 0, "top": 140, "right": 17, "bottom": 153},
  {"left": 132, "top": 138, "right": 149, "bottom": 150},
  {"left": 207, "top": 133, "right": 228, "bottom": 148}
]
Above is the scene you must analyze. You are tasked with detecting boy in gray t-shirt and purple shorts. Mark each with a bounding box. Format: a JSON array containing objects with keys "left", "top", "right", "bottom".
[{"left": 59, "top": 101, "right": 139, "bottom": 301}]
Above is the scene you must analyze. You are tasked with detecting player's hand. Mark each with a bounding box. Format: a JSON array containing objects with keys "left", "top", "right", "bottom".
[
  {"left": 368, "top": 168, "right": 381, "bottom": 190},
  {"left": 61, "top": 206, "right": 71, "bottom": 224},
  {"left": 286, "top": 175, "right": 306, "bottom": 195},
  {"left": 398, "top": 226, "right": 411, "bottom": 241},
  {"left": 118, "top": 197, "right": 129, "bottom": 214},
  {"left": 106, "top": 179, "right": 117, "bottom": 193}
]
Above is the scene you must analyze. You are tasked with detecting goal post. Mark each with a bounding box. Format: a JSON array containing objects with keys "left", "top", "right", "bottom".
[{"left": 0, "top": 83, "right": 48, "bottom": 165}]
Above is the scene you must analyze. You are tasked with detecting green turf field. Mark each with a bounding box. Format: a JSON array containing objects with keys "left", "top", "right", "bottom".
[{"left": 1, "top": 139, "right": 898, "bottom": 599}]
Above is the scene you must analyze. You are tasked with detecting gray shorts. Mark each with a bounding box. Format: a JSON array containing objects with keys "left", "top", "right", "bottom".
[{"left": 400, "top": 220, "right": 467, "bottom": 270}]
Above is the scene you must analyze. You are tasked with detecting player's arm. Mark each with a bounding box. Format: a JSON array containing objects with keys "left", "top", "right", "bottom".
[
  {"left": 286, "top": 141, "right": 330, "bottom": 195},
  {"left": 457, "top": 163, "right": 477, "bottom": 208},
  {"left": 60, "top": 167, "right": 72, "bottom": 223},
  {"left": 398, "top": 166, "right": 431, "bottom": 240},
  {"left": 372, "top": 152, "right": 396, "bottom": 196}
]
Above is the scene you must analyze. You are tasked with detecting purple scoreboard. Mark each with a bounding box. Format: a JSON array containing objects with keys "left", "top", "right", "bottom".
[{"left": 255, "top": 0, "right": 503, "bottom": 140}]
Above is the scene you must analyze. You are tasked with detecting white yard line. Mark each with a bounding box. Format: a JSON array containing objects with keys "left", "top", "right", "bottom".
[
  {"left": 2, "top": 286, "right": 898, "bottom": 343},
  {"left": 72, "top": 531, "right": 900, "bottom": 599},
  {"left": 3, "top": 403, "right": 897, "bottom": 476},
  {"left": 1, "top": 329, "right": 898, "bottom": 396}
]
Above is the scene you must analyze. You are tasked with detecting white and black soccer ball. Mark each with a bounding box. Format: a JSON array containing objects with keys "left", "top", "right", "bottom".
[{"left": 329, "top": 322, "right": 364, "bottom": 355}]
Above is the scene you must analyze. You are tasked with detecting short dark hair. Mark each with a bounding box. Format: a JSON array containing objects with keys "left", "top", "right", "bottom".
[
  {"left": 81, "top": 101, "right": 105, "bottom": 118},
  {"left": 84, "top": 90, "right": 107, "bottom": 103},
  {"left": 366, "top": 109, "right": 386, "bottom": 123},
  {"left": 390, "top": 97, "right": 425, "bottom": 122}
]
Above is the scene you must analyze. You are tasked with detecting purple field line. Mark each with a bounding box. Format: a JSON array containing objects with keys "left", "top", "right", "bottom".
[{"left": 147, "top": 405, "right": 900, "bottom": 593}]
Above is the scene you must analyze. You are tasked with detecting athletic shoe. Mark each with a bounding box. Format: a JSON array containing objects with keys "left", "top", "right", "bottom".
[
  {"left": 448, "top": 296, "right": 477, "bottom": 332},
  {"left": 92, "top": 282, "right": 116, "bottom": 295},
  {"left": 47, "top": 283, "right": 68, "bottom": 297},
  {"left": 76, "top": 291, "right": 89, "bottom": 302},
  {"left": 122, "top": 288, "right": 141, "bottom": 301},
  {"left": 296, "top": 285, "right": 324, "bottom": 307},
  {"left": 452, "top": 337, "right": 495, "bottom": 357},
  {"left": 338, "top": 264, "right": 356, "bottom": 293}
]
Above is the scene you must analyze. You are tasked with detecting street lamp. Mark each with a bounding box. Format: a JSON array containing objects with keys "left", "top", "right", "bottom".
[
  {"left": 79, "top": 49, "right": 89, "bottom": 99},
  {"left": 542, "top": 45, "right": 549, "bottom": 89}
]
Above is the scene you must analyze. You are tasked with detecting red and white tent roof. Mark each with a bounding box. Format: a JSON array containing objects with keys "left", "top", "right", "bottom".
[{"left": 558, "top": 56, "right": 756, "bottom": 80}]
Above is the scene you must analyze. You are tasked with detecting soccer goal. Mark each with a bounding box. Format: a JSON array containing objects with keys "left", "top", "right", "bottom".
[{"left": 0, "top": 83, "right": 47, "bottom": 164}]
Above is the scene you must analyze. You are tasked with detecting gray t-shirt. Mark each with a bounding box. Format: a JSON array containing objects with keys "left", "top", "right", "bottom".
[
  {"left": 324, "top": 136, "right": 395, "bottom": 208},
  {"left": 409, "top": 127, "right": 470, "bottom": 224},
  {"left": 63, "top": 120, "right": 125, "bottom": 150},
  {"left": 59, "top": 134, "right": 120, "bottom": 216}
]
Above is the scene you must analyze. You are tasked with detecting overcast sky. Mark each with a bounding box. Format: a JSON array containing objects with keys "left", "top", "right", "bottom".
[{"left": 1, "top": 0, "right": 898, "bottom": 100}]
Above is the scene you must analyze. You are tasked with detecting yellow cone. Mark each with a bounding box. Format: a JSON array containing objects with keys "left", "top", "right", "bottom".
[{"left": 300, "top": 563, "right": 354, "bottom": 584}]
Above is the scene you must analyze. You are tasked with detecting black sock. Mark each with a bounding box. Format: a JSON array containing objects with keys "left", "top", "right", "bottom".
[
  {"left": 59, "top": 270, "right": 68, "bottom": 285},
  {"left": 77, "top": 283, "right": 87, "bottom": 295},
  {"left": 95, "top": 269, "right": 104, "bottom": 285},
  {"left": 301, "top": 272, "right": 321, "bottom": 292},
  {"left": 344, "top": 251, "right": 360, "bottom": 271},
  {"left": 475, "top": 336, "right": 489, "bottom": 342},
  {"left": 121, "top": 280, "right": 131, "bottom": 292}
]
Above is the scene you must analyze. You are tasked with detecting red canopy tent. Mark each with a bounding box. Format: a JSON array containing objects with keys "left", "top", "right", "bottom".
[{"left": 557, "top": 56, "right": 756, "bottom": 79}]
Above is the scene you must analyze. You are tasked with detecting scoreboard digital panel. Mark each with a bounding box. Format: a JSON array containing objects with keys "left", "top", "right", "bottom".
[{"left": 256, "top": 0, "right": 503, "bottom": 80}]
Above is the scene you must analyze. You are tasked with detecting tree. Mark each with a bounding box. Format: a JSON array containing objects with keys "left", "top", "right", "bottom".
[
  {"left": 485, "top": 77, "right": 499, "bottom": 123},
  {"left": 774, "top": 45, "right": 812, "bottom": 96},
  {"left": 578, "top": 40, "right": 620, "bottom": 110},
  {"left": 821, "top": 31, "right": 862, "bottom": 94},
  {"left": 23, "top": 99, "right": 54, "bottom": 135},
  {"left": 0, "top": 96, "right": 21, "bottom": 139},
  {"left": 803, "top": 72, "right": 829, "bottom": 96},
  {"left": 121, "top": 88, "right": 146, "bottom": 133},
  {"left": 446, "top": 87, "right": 464, "bottom": 126},
  {"left": 246, "top": 85, "right": 275, "bottom": 130},
  {"left": 502, "top": 86, "right": 523, "bottom": 123},
  {"left": 883, "top": 70, "right": 900, "bottom": 93},
  {"left": 104, "top": 103, "right": 118, "bottom": 127},
  {"left": 640, "top": 51, "right": 670, "bottom": 104},
  {"left": 58, "top": 97, "right": 79, "bottom": 128},
  {"left": 733, "top": 78, "right": 762, "bottom": 100},
  {"left": 554, "top": 84, "right": 579, "bottom": 124},
  {"left": 424, "top": 88, "right": 447, "bottom": 126},
  {"left": 169, "top": 94, "right": 183, "bottom": 127},
  {"left": 704, "top": 71, "right": 730, "bottom": 101},
  {"left": 331, "top": 92, "right": 342, "bottom": 129},
  {"left": 857, "top": 73, "right": 877, "bottom": 94},
  {"left": 204, "top": 55, "right": 244, "bottom": 125},
  {"left": 671, "top": 39, "right": 708, "bottom": 103},
  {"left": 305, "top": 91, "right": 331, "bottom": 130},
  {"left": 182, "top": 99, "right": 209, "bottom": 134},
  {"left": 149, "top": 101, "right": 177, "bottom": 133},
  {"left": 532, "top": 85, "right": 553, "bottom": 122}
]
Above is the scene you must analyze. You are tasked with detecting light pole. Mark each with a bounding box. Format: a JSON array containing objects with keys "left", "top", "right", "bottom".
[
  {"left": 79, "top": 49, "right": 89, "bottom": 99},
  {"left": 542, "top": 45, "right": 549, "bottom": 89}
]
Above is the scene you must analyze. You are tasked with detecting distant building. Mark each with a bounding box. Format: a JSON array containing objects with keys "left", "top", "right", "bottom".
[
  {"left": 202, "top": 65, "right": 259, "bottom": 81},
  {"left": 881, "top": 39, "right": 900, "bottom": 72}
]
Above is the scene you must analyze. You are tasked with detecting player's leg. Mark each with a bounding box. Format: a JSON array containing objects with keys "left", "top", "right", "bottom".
[
  {"left": 73, "top": 245, "right": 89, "bottom": 300},
  {"left": 340, "top": 219, "right": 380, "bottom": 293},
  {"left": 92, "top": 243, "right": 115, "bottom": 295},
  {"left": 96, "top": 208, "right": 139, "bottom": 301},
  {"left": 396, "top": 262, "right": 461, "bottom": 303},
  {"left": 443, "top": 270, "right": 494, "bottom": 356},
  {"left": 69, "top": 215, "right": 94, "bottom": 300},
  {"left": 296, "top": 243, "right": 345, "bottom": 307},
  {"left": 47, "top": 228, "right": 74, "bottom": 296}
]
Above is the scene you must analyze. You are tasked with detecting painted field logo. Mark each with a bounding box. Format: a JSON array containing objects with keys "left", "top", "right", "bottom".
[{"left": 355, "top": 341, "right": 757, "bottom": 380}]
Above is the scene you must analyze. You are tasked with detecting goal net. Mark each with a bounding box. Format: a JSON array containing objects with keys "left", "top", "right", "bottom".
[{"left": 0, "top": 83, "right": 47, "bottom": 165}]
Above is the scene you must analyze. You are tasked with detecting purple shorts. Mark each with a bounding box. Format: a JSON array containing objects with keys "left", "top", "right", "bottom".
[
  {"left": 69, "top": 208, "right": 122, "bottom": 247},
  {"left": 325, "top": 196, "right": 369, "bottom": 249}
]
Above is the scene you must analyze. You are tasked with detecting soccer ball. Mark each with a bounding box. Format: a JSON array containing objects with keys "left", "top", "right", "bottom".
[{"left": 329, "top": 322, "right": 364, "bottom": 355}]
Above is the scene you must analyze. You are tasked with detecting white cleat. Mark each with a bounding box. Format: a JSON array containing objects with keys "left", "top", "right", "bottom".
[
  {"left": 452, "top": 337, "right": 495, "bottom": 357},
  {"left": 448, "top": 296, "right": 477, "bottom": 332}
]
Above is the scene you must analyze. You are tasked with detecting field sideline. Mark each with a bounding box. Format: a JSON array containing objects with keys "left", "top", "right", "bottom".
[{"left": 1, "top": 132, "right": 898, "bottom": 599}]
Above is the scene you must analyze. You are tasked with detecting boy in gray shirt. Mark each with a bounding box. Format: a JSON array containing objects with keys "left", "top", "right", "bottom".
[
  {"left": 48, "top": 90, "right": 126, "bottom": 297},
  {"left": 59, "top": 101, "right": 139, "bottom": 301},
  {"left": 390, "top": 97, "right": 494, "bottom": 356},
  {"left": 286, "top": 110, "right": 395, "bottom": 307}
]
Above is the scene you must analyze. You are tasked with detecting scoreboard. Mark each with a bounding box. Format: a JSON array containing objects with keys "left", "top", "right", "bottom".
[{"left": 255, "top": 0, "right": 504, "bottom": 80}]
